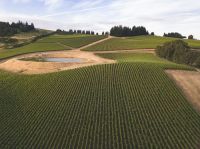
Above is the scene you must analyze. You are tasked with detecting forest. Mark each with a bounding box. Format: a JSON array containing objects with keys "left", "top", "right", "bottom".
[{"left": 0, "top": 21, "right": 35, "bottom": 37}]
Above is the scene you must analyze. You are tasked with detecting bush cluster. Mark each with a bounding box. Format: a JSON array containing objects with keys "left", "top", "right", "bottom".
[
  {"left": 156, "top": 40, "right": 200, "bottom": 68},
  {"left": 164, "top": 32, "right": 186, "bottom": 39}
]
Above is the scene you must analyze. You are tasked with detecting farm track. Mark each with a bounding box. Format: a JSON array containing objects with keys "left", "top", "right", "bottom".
[
  {"left": 56, "top": 42, "right": 74, "bottom": 50},
  {"left": 76, "top": 36, "right": 114, "bottom": 51}
]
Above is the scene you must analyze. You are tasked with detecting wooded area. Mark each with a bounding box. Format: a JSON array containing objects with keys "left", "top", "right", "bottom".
[
  {"left": 110, "top": 25, "right": 149, "bottom": 37},
  {"left": 0, "top": 21, "right": 35, "bottom": 37}
]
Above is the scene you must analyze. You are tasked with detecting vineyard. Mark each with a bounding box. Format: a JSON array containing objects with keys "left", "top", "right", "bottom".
[
  {"left": 0, "top": 53, "right": 200, "bottom": 148},
  {"left": 38, "top": 34, "right": 107, "bottom": 48},
  {"left": 83, "top": 35, "right": 200, "bottom": 51},
  {"left": 0, "top": 35, "right": 107, "bottom": 60}
]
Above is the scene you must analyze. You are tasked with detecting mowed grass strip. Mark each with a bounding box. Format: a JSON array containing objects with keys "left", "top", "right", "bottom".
[
  {"left": 83, "top": 35, "right": 200, "bottom": 51},
  {"left": 0, "top": 53, "right": 200, "bottom": 148}
]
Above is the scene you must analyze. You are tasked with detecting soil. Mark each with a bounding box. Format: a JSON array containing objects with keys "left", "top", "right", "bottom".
[
  {"left": 0, "top": 37, "right": 115, "bottom": 74},
  {"left": 0, "top": 36, "right": 155, "bottom": 75},
  {"left": 0, "top": 50, "right": 115, "bottom": 74},
  {"left": 166, "top": 70, "right": 200, "bottom": 112}
]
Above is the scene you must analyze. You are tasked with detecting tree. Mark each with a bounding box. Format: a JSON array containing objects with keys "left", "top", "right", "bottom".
[
  {"left": 102, "top": 32, "right": 105, "bottom": 35},
  {"left": 77, "top": 30, "right": 82, "bottom": 34},
  {"left": 69, "top": 29, "right": 73, "bottom": 34},
  {"left": 91, "top": 31, "right": 95, "bottom": 35},
  {"left": 105, "top": 32, "right": 109, "bottom": 35},
  {"left": 188, "top": 35, "right": 194, "bottom": 40},
  {"left": 151, "top": 32, "right": 155, "bottom": 36},
  {"left": 195, "top": 56, "right": 200, "bottom": 68},
  {"left": 82, "top": 30, "right": 86, "bottom": 34},
  {"left": 110, "top": 25, "right": 149, "bottom": 37},
  {"left": 0, "top": 21, "right": 35, "bottom": 37},
  {"left": 86, "top": 31, "right": 91, "bottom": 35}
]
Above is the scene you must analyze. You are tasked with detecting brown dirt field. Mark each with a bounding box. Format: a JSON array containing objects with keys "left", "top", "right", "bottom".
[
  {"left": 0, "top": 50, "right": 115, "bottom": 74},
  {"left": 166, "top": 70, "right": 200, "bottom": 112}
]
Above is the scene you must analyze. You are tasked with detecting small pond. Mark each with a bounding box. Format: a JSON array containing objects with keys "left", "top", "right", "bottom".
[{"left": 20, "top": 57, "right": 83, "bottom": 63}]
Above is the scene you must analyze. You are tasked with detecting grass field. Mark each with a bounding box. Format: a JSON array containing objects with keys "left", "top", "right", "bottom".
[
  {"left": 83, "top": 35, "right": 200, "bottom": 51},
  {"left": 0, "top": 42, "right": 67, "bottom": 60},
  {"left": 0, "top": 53, "right": 199, "bottom": 148},
  {"left": 0, "top": 35, "right": 107, "bottom": 60}
]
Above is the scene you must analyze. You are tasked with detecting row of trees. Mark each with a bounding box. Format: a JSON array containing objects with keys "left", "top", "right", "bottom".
[
  {"left": 0, "top": 21, "right": 35, "bottom": 37},
  {"left": 56, "top": 29, "right": 106, "bottom": 35},
  {"left": 163, "top": 32, "right": 186, "bottom": 39},
  {"left": 110, "top": 25, "right": 149, "bottom": 37},
  {"left": 156, "top": 40, "right": 200, "bottom": 68}
]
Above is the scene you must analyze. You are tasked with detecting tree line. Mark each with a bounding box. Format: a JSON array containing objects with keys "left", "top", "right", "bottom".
[
  {"left": 0, "top": 21, "right": 35, "bottom": 37},
  {"left": 56, "top": 29, "right": 109, "bottom": 36},
  {"left": 163, "top": 32, "right": 186, "bottom": 39},
  {"left": 156, "top": 40, "right": 200, "bottom": 68},
  {"left": 110, "top": 25, "right": 149, "bottom": 37}
]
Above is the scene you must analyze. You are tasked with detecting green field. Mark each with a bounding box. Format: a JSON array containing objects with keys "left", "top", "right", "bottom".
[
  {"left": 0, "top": 42, "right": 67, "bottom": 60},
  {"left": 83, "top": 36, "right": 200, "bottom": 51},
  {"left": 0, "top": 53, "right": 199, "bottom": 148},
  {"left": 38, "top": 34, "right": 107, "bottom": 48},
  {"left": 0, "top": 35, "right": 107, "bottom": 60}
]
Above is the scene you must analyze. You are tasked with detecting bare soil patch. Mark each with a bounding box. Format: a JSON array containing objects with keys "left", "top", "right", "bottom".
[
  {"left": 0, "top": 36, "right": 156, "bottom": 74},
  {"left": 0, "top": 50, "right": 115, "bottom": 74},
  {"left": 166, "top": 70, "right": 200, "bottom": 112}
]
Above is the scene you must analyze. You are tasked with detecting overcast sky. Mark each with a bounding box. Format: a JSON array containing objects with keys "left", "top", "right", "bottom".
[{"left": 0, "top": 0, "right": 200, "bottom": 38}]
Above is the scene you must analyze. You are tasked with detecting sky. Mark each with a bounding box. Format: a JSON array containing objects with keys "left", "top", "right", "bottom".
[{"left": 0, "top": 0, "right": 200, "bottom": 38}]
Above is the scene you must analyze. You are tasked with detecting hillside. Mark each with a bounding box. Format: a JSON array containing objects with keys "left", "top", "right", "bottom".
[
  {"left": 0, "top": 34, "right": 200, "bottom": 148},
  {"left": 1, "top": 53, "right": 200, "bottom": 148},
  {"left": 0, "top": 29, "right": 53, "bottom": 50},
  {"left": 0, "top": 34, "right": 107, "bottom": 60},
  {"left": 83, "top": 35, "right": 200, "bottom": 51}
]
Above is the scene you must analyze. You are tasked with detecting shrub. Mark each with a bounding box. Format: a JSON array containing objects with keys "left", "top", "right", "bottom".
[
  {"left": 156, "top": 40, "right": 189, "bottom": 63},
  {"left": 195, "top": 56, "right": 200, "bottom": 68},
  {"left": 188, "top": 35, "right": 194, "bottom": 40},
  {"left": 164, "top": 32, "right": 186, "bottom": 39},
  {"left": 185, "top": 51, "right": 200, "bottom": 65},
  {"left": 156, "top": 40, "right": 200, "bottom": 67}
]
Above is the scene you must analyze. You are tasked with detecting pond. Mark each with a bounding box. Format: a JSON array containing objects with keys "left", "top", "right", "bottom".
[{"left": 20, "top": 57, "right": 83, "bottom": 63}]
